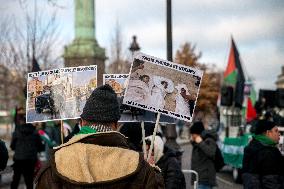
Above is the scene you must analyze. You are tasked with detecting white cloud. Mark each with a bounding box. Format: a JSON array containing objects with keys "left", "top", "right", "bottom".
[
  {"left": 242, "top": 43, "right": 283, "bottom": 91},
  {"left": 1, "top": 0, "right": 283, "bottom": 92}
]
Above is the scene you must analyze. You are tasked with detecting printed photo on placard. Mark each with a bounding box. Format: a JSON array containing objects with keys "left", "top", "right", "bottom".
[
  {"left": 103, "top": 74, "right": 129, "bottom": 96},
  {"left": 104, "top": 74, "right": 175, "bottom": 123},
  {"left": 123, "top": 52, "right": 203, "bottom": 122},
  {"left": 26, "top": 65, "right": 97, "bottom": 123}
]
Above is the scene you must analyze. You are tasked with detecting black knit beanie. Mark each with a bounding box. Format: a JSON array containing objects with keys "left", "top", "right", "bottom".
[
  {"left": 190, "top": 121, "right": 205, "bottom": 135},
  {"left": 255, "top": 120, "right": 276, "bottom": 135},
  {"left": 80, "top": 84, "right": 121, "bottom": 123}
]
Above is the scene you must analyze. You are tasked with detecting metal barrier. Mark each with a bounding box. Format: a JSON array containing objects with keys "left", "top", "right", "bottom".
[{"left": 182, "top": 169, "right": 198, "bottom": 189}]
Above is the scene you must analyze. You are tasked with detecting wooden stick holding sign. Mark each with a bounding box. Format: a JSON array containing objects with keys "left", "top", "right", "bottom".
[
  {"left": 61, "top": 120, "right": 64, "bottom": 144},
  {"left": 147, "top": 112, "right": 161, "bottom": 162},
  {"left": 141, "top": 121, "right": 147, "bottom": 159}
]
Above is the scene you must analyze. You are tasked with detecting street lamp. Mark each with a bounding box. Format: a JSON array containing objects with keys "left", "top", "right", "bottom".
[
  {"left": 165, "top": 0, "right": 183, "bottom": 166},
  {"left": 129, "top": 35, "right": 140, "bottom": 57},
  {"left": 167, "top": 0, "right": 172, "bottom": 61}
]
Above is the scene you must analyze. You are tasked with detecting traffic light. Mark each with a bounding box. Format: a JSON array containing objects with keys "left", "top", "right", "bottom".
[{"left": 221, "top": 86, "right": 233, "bottom": 106}]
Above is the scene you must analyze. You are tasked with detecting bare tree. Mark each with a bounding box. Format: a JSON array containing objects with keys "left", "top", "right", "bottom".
[
  {"left": 0, "top": 1, "right": 63, "bottom": 108},
  {"left": 175, "top": 42, "right": 221, "bottom": 118},
  {"left": 107, "top": 21, "right": 131, "bottom": 74}
]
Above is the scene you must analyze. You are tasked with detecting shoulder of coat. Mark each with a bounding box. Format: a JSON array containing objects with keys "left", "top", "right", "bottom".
[{"left": 34, "top": 163, "right": 51, "bottom": 184}]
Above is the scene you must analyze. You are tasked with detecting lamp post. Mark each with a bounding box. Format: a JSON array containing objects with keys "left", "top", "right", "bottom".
[
  {"left": 129, "top": 35, "right": 140, "bottom": 57},
  {"left": 167, "top": 0, "right": 172, "bottom": 62},
  {"left": 165, "top": 0, "right": 183, "bottom": 166}
]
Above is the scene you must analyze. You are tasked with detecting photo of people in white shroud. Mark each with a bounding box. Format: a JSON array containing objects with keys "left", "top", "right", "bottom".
[
  {"left": 123, "top": 52, "right": 203, "bottom": 122},
  {"left": 26, "top": 65, "right": 97, "bottom": 123},
  {"left": 103, "top": 74, "right": 176, "bottom": 123}
]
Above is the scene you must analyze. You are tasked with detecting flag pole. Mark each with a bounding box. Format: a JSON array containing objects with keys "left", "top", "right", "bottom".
[{"left": 147, "top": 112, "right": 161, "bottom": 162}]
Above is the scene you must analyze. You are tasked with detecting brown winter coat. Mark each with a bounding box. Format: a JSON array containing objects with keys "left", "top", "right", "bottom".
[{"left": 35, "top": 131, "right": 165, "bottom": 189}]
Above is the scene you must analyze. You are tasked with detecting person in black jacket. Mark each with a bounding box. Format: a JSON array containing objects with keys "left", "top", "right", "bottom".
[
  {"left": 0, "top": 139, "right": 8, "bottom": 171},
  {"left": 145, "top": 135, "right": 186, "bottom": 189},
  {"left": 190, "top": 121, "right": 217, "bottom": 189},
  {"left": 242, "top": 120, "right": 284, "bottom": 189},
  {"left": 10, "top": 123, "right": 44, "bottom": 189}
]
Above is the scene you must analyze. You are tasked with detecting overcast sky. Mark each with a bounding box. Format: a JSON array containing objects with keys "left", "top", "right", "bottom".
[{"left": 1, "top": 0, "right": 283, "bottom": 93}]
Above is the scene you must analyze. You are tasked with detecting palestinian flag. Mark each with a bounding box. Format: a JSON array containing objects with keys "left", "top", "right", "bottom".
[
  {"left": 246, "top": 97, "right": 257, "bottom": 122},
  {"left": 222, "top": 134, "right": 251, "bottom": 168},
  {"left": 38, "top": 129, "right": 56, "bottom": 147},
  {"left": 243, "top": 82, "right": 257, "bottom": 122},
  {"left": 224, "top": 37, "right": 245, "bottom": 107},
  {"left": 249, "top": 84, "right": 257, "bottom": 106}
]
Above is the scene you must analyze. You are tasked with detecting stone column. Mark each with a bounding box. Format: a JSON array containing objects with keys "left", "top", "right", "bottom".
[
  {"left": 64, "top": 0, "right": 106, "bottom": 86},
  {"left": 75, "top": 0, "right": 95, "bottom": 40}
]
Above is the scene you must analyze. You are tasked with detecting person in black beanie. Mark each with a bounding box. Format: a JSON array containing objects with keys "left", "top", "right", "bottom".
[
  {"left": 242, "top": 120, "right": 284, "bottom": 189},
  {"left": 35, "top": 84, "right": 165, "bottom": 189},
  {"left": 190, "top": 121, "right": 217, "bottom": 189}
]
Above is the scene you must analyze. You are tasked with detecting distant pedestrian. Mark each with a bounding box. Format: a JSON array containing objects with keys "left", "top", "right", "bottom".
[
  {"left": 14, "top": 107, "right": 25, "bottom": 130},
  {"left": 10, "top": 123, "right": 44, "bottom": 189},
  {"left": 190, "top": 121, "right": 217, "bottom": 189},
  {"left": 35, "top": 84, "right": 165, "bottom": 189},
  {"left": 145, "top": 135, "right": 186, "bottom": 189},
  {"left": 176, "top": 120, "right": 185, "bottom": 138},
  {"left": 242, "top": 120, "right": 284, "bottom": 189},
  {"left": 0, "top": 139, "right": 8, "bottom": 171}
]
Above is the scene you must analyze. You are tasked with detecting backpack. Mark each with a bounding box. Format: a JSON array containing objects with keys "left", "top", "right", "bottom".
[{"left": 214, "top": 144, "right": 225, "bottom": 172}]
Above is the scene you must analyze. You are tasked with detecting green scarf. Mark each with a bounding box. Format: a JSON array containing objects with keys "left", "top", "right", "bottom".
[
  {"left": 76, "top": 126, "right": 97, "bottom": 135},
  {"left": 254, "top": 134, "right": 277, "bottom": 147}
]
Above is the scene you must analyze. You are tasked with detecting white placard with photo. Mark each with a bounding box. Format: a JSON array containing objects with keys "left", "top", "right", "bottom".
[
  {"left": 123, "top": 52, "right": 203, "bottom": 122},
  {"left": 26, "top": 65, "right": 97, "bottom": 123}
]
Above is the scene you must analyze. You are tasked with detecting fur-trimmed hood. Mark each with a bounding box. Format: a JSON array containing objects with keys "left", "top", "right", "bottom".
[{"left": 50, "top": 132, "right": 141, "bottom": 185}]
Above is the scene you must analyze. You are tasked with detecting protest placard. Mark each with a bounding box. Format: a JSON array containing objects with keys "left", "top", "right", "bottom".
[
  {"left": 123, "top": 52, "right": 203, "bottom": 122},
  {"left": 103, "top": 74, "right": 175, "bottom": 123},
  {"left": 26, "top": 65, "right": 97, "bottom": 123}
]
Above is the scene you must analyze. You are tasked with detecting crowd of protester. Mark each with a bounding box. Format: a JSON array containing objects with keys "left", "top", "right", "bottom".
[{"left": 0, "top": 84, "right": 283, "bottom": 189}]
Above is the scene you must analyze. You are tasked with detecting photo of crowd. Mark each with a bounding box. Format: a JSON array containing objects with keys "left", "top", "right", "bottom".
[{"left": 26, "top": 66, "right": 97, "bottom": 123}]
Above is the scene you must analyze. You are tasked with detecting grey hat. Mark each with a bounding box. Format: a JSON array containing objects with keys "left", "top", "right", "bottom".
[{"left": 80, "top": 84, "right": 120, "bottom": 123}]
